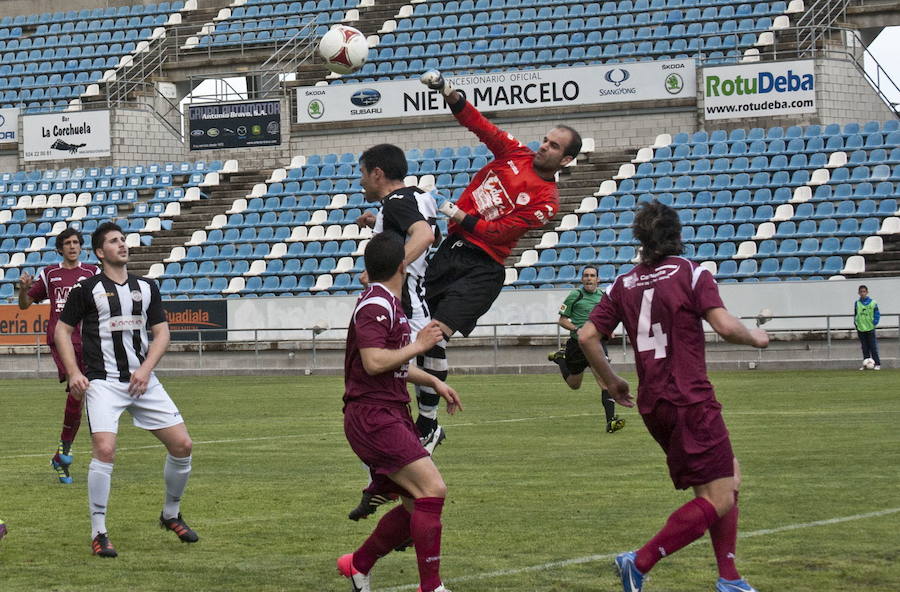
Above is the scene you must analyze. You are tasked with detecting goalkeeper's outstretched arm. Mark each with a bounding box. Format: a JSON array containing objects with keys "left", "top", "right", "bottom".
[{"left": 420, "top": 70, "right": 462, "bottom": 106}]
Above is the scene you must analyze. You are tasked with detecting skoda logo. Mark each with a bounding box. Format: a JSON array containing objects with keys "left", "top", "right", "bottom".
[
  {"left": 604, "top": 68, "right": 630, "bottom": 87},
  {"left": 665, "top": 73, "right": 684, "bottom": 94},
  {"left": 351, "top": 88, "right": 381, "bottom": 107},
  {"left": 308, "top": 99, "right": 324, "bottom": 119}
]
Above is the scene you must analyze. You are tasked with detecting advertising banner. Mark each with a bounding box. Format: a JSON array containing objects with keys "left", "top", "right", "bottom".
[
  {"left": 296, "top": 60, "right": 695, "bottom": 123},
  {"left": 22, "top": 110, "right": 111, "bottom": 161},
  {"left": 164, "top": 299, "right": 228, "bottom": 342},
  {"left": 187, "top": 100, "right": 281, "bottom": 150},
  {"left": 0, "top": 303, "right": 50, "bottom": 346},
  {"left": 703, "top": 59, "right": 816, "bottom": 120},
  {"left": 0, "top": 107, "right": 19, "bottom": 142}
]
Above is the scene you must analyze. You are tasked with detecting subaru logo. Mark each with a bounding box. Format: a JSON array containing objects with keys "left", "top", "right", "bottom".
[
  {"left": 605, "top": 68, "right": 630, "bottom": 87},
  {"left": 351, "top": 88, "right": 381, "bottom": 107}
]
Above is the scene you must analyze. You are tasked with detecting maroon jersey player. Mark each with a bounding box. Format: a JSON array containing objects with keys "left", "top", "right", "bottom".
[
  {"left": 413, "top": 69, "right": 582, "bottom": 446},
  {"left": 18, "top": 227, "right": 99, "bottom": 484},
  {"left": 339, "top": 233, "right": 461, "bottom": 592},
  {"left": 577, "top": 202, "right": 768, "bottom": 592}
]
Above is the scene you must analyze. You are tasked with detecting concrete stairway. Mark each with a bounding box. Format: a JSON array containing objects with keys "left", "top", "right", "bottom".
[
  {"left": 508, "top": 148, "right": 636, "bottom": 262},
  {"left": 127, "top": 169, "right": 268, "bottom": 276}
]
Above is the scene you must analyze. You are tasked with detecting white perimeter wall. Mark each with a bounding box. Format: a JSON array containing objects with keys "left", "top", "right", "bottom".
[{"left": 227, "top": 275, "right": 900, "bottom": 341}]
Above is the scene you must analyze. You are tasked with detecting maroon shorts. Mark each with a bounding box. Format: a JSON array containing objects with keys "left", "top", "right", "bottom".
[
  {"left": 642, "top": 399, "right": 734, "bottom": 490},
  {"left": 343, "top": 401, "right": 429, "bottom": 497},
  {"left": 49, "top": 343, "right": 84, "bottom": 383}
]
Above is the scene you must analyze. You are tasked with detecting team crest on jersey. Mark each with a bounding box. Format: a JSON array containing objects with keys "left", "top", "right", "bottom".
[
  {"left": 472, "top": 170, "right": 513, "bottom": 221},
  {"left": 131, "top": 290, "right": 143, "bottom": 302},
  {"left": 516, "top": 192, "right": 531, "bottom": 205}
]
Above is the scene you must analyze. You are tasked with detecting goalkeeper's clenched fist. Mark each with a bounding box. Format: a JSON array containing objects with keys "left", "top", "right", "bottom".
[{"left": 420, "top": 70, "right": 461, "bottom": 104}]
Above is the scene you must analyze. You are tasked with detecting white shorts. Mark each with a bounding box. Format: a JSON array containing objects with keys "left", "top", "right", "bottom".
[
  {"left": 85, "top": 376, "right": 183, "bottom": 434},
  {"left": 405, "top": 273, "right": 431, "bottom": 339}
]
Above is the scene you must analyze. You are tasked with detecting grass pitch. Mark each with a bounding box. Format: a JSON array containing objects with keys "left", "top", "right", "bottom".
[{"left": 0, "top": 370, "right": 898, "bottom": 591}]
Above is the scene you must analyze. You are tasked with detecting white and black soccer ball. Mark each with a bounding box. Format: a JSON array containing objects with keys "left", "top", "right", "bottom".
[
  {"left": 862, "top": 357, "right": 876, "bottom": 370},
  {"left": 318, "top": 25, "right": 369, "bottom": 75}
]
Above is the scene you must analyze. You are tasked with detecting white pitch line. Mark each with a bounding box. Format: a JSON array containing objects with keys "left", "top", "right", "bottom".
[
  {"left": 0, "top": 413, "right": 598, "bottom": 460},
  {"left": 2, "top": 408, "right": 896, "bottom": 460},
  {"left": 381, "top": 507, "right": 900, "bottom": 591}
]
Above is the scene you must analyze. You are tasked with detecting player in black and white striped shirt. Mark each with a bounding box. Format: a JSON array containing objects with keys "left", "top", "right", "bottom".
[
  {"left": 351, "top": 144, "right": 445, "bottom": 522},
  {"left": 56, "top": 222, "right": 199, "bottom": 558}
]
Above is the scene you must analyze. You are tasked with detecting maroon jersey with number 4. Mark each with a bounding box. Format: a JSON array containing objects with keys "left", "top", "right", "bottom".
[
  {"left": 343, "top": 283, "right": 412, "bottom": 407},
  {"left": 27, "top": 263, "right": 100, "bottom": 346},
  {"left": 589, "top": 256, "right": 725, "bottom": 414}
]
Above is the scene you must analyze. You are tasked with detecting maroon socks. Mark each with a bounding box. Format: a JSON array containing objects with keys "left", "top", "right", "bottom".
[
  {"left": 353, "top": 505, "right": 412, "bottom": 574},
  {"left": 709, "top": 491, "right": 741, "bottom": 580},
  {"left": 59, "top": 391, "right": 84, "bottom": 443},
  {"left": 635, "top": 496, "right": 720, "bottom": 574},
  {"left": 412, "top": 497, "right": 444, "bottom": 592}
]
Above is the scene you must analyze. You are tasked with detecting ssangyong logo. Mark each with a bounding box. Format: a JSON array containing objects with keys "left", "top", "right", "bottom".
[
  {"left": 706, "top": 68, "right": 814, "bottom": 97},
  {"left": 351, "top": 88, "right": 381, "bottom": 107},
  {"left": 604, "top": 68, "right": 630, "bottom": 87}
]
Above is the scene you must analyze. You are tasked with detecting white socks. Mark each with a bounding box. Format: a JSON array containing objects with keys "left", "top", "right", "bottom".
[
  {"left": 88, "top": 459, "right": 113, "bottom": 537},
  {"left": 163, "top": 454, "right": 192, "bottom": 520}
]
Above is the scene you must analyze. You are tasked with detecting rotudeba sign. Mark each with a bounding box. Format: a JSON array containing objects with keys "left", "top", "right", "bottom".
[
  {"left": 296, "top": 60, "right": 695, "bottom": 123},
  {"left": 164, "top": 300, "right": 227, "bottom": 342},
  {"left": 703, "top": 59, "right": 816, "bottom": 120}
]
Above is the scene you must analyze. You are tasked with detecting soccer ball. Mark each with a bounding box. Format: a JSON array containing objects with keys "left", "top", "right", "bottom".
[
  {"left": 862, "top": 357, "right": 876, "bottom": 370},
  {"left": 318, "top": 25, "right": 369, "bottom": 75}
]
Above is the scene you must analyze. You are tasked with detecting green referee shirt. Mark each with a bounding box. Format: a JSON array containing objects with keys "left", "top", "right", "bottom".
[{"left": 559, "top": 287, "right": 603, "bottom": 338}]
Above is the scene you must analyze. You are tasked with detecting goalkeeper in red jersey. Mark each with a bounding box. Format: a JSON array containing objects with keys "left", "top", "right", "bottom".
[{"left": 415, "top": 69, "right": 582, "bottom": 447}]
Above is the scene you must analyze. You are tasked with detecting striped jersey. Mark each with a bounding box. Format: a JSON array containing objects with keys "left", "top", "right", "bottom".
[
  {"left": 27, "top": 262, "right": 100, "bottom": 345},
  {"left": 373, "top": 185, "right": 438, "bottom": 279},
  {"left": 59, "top": 273, "right": 167, "bottom": 382}
]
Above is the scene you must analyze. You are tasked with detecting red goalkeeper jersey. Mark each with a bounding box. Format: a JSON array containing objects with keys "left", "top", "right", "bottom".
[{"left": 450, "top": 101, "right": 559, "bottom": 264}]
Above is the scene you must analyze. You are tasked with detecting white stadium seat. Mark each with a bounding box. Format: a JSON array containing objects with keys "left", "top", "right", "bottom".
[
  {"left": 515, "top": 249, "right": 538, "bottom": 268},
  {"left": 841, "top": 255, "right": 865, "bottom": 274},
  {"left": 147, "top": 263, "right": 164, "bottom": 279}
]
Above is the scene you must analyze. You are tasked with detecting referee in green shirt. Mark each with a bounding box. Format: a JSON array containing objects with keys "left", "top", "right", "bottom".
[{"left": 549, "top": 266, "right": 625, "bottom": 433}]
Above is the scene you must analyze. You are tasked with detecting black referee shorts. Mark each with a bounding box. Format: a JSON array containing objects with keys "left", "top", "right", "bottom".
[
  {"left": 424, "top": 235, "right": 505, "bottom": 337},
  {"left": 564, "top": 336, "right": 609, "bottom": 375}
]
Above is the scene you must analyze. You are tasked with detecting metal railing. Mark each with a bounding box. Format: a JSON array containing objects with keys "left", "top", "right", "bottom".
[{"left": 4, "top": 314, "right": 896, "bottom": 375}]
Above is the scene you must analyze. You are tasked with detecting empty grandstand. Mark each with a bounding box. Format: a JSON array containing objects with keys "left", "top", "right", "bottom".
[{"left": 0, "top": 0, "right": 898, "bottom": 369}]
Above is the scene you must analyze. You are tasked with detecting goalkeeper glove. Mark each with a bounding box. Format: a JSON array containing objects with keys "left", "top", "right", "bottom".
[
  {"left": 420, "top": 70, "right": 455, "bottom": 97},
  {"left": 438, "top": 200, "right": 461, "bottom": 218}
]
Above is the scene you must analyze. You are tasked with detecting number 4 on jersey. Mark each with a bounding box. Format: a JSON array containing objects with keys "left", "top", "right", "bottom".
[{"left": 637, "top": 288, "right": 668, "bottom": 359}]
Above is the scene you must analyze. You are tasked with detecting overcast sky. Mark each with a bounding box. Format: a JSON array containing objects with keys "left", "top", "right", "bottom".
[{"left": 866, "top": 26, "right": 900, "bottom": 109}]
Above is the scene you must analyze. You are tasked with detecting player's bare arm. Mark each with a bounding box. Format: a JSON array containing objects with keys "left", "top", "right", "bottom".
[
  {"left": 356, "top": 210, "right": 377, "bottom": 228},
  {"left": 55, "top": 321, "right": 89, "bottom": 396},
  {"left": 704, "top": 307, "right": 769, "bottom": 349},
  {"left": 17, "top": 272, "right": 34, "bottom": 309},
  {"left": 578, "top": 321, "right": 633, "bottom": 407},
  {"left": 558, "top": 315, "right": 578, "bottom": 332},
  {"left": 129, "top": 322, "right": 171, "bottom": 397},
  {"left": 404, "top": 220, "right": 435, "bottom": 267},
  {"left": 359, "top": 321, "right": 444, "bottom": 375},
  {"left": 406, "top": 366, "right": 462, "bottom": 415}
]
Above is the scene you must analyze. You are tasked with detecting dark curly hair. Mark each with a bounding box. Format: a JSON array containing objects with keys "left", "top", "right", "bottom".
[{"left": 633, "top": 201, "right": 683, "bottom": 267}]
